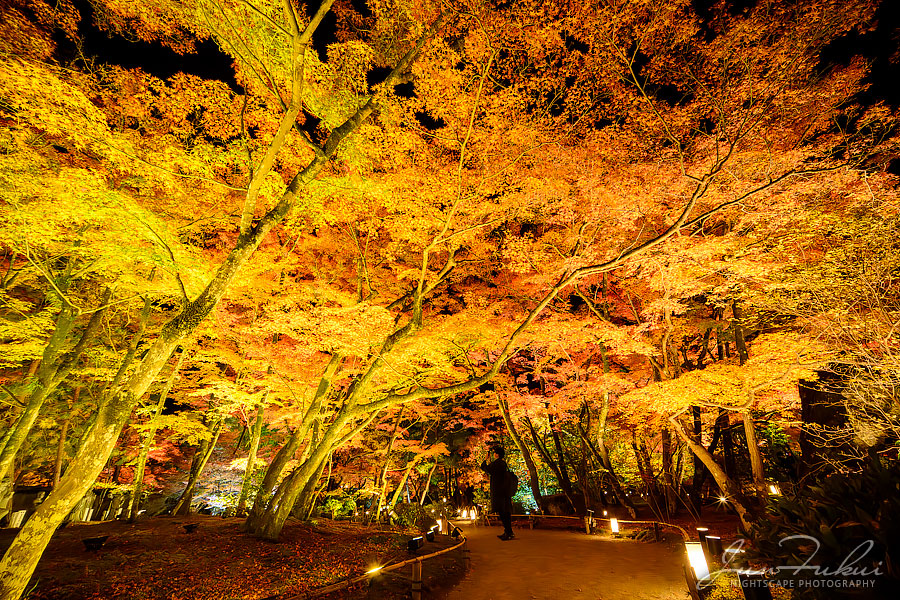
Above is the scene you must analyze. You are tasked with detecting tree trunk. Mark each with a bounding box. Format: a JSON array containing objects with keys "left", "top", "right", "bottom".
[
  {"left": 0, "top": 10, "right": 444, "bottom": 590},
  {"left": 301, "top": 454, "right": 332, "bottom": 521},
  {"left": 669, "top": 415, "right": 753, "bottom": 531},
  {"left": 388, "top": 460, "right": 415, "bottom": 513},
  {"left": 253, "top": 409, "right": 380, "bottom": 540},
  {"left": 173, "top": 419, "right": 223, "bottom": 516},
  {"left": 732, "top": 302, "right": 766, "bottom": 499},
  {"left": 419, "top": 461, "right": 438, "bottom": 505},
  {"left": 719, "top": 409, "right": 737, "bottom": 479},
  {"left": 547, "top": 412, "right": 577, "bottom": 500},
  {"left": 237, "top": 402, "right": 266, "bottom": 514},
  {"left": 246, "top": 353, "right": 341, "bottom": 528},
  {"left": 52, "top": 387, "right": 78, "bottom": 488},
  {"left": 373, "top": 410, "right": 404, "bottom": 519},
  {"left": 524, "top": 417, "right": 577, "bottom": 512},
  {"left": 496, "top": 394, "right": 542, "bottom": 508},
  {"left": 661, "top": 426, "right": 678, "bottom": 515},
  {"left": 0, "top": 297, "right": 107, "bottom": 483},
  {"left": 742, "top": 410, "right": 766, "bottom": 499},
  {"left": 129, "top": 350, "right": 187, "bottom": 522}
]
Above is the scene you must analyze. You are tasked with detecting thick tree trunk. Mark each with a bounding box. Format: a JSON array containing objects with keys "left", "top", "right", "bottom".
[
  {"left": 237, "top": 403, "right": 266, "bottom": 514},
  {"left": 173, "top": 419, "right": 223, "bottom": 515},
  {"left": 0, "top": 9, "right": 446, "bottom": 592},
  {"left": 496, "top": 394, "right": 542, "bottom": 508}
]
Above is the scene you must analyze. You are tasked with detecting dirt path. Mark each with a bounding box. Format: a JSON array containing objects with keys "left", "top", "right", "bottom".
[{"left": 438, "top": 524, "right": 690, "bottom": 600}]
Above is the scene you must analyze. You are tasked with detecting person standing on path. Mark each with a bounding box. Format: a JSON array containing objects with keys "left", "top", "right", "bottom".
[{"left": 481, "top": 446, "right": 514, "bottom": 540}]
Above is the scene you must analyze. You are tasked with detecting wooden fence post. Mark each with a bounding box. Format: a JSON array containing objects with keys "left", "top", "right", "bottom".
[{"left": 411, "top": 559, "right": 423, "bottom": 600}]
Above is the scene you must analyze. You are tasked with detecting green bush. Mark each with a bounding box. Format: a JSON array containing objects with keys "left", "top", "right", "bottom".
[
  {"left": 392, "top": 501, "right": 449, "bottom": 530},
  {"left": 748, "top": 456, "right": 900, "bottom": 599},
  {"left": 319, "top": 490, "right": 358, "bottom": 520}
]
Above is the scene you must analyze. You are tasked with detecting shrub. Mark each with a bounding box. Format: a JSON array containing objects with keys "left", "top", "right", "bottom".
[{"left": 748, "top": 455, "right": 900, "bottom": 599}]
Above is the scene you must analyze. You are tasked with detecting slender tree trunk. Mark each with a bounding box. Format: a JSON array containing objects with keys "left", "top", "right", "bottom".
[
  {"left": 497, "top": 394, "right": 542, "bottom": 507},
  {"left": 577, "top": 424, "right": 635, "bottom": 517},
  {"left": 0, "top": 297, "right": 107, "bottom": 483},
  {"left": 690, "top": 406, "right": 705, "bottom": 511},
  {"left": 173, "top": 419, "right": 223, "bottom": 515},
  {"left": 253, "top": 408, "right": 380, "bottom": 540},
  {"left": 374, "top": 410, "right": 404, "bottom": 519},
  {"left": 419, "top": 461, "right": 438, "bottom": 505},
  {"left": 732, "top": 302, "right": 766, "bottom": 499},
  {"left": 301, "top": 454, "right": 332, "bottom": 521},
  {"left": 669, "top": 415, "right": 753, "bottom": 531},
  {"left": 719, "top": 409, "right": 737, "bottom": 479},
  {"left": 633, "top": 436, "right": 664, "bottom": 514},
  {"left": 547, "top": 412, "right": 577, "bottom": 499},
  {"left": 661, "top": 426, "right": 677, "bottom": 515},
  {"left": 742, "top": 411, "right": 766, "bottom": 498},
  {"left": 246, "top": 353, "right": 341, "bottom": 528},
  {"left": 524, "top": 416, "right": 576, "bottom": 511},
  {"left": 388, "top": 460, "right": 415, "bottom": 513},
  {"left": 52, "top": 387, "right": 78, "bottom": 488},
  {"left": 129, "top": 350, "right": 187, "bottom": 521},
  {"left": 237, "top": 403, "right": 266, "bottom": 514}
]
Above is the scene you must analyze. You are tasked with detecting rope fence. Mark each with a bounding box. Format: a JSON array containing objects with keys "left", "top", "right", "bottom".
[
  {"left": 474, "top": 511, "right": 690, "bottom": 540},
  {"left": 280, "top": 536, "right": 468, "bottom": 600}
]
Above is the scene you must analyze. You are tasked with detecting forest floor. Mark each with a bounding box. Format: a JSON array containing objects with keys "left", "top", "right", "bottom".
[
  {"left": 1, "top": 509, "right": 744, "bottom": 600},
  {"left": 0, "top": 515, "right": 458, "bottom": 600}
]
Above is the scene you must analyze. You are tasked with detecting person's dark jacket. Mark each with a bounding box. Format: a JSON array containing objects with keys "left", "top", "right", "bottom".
[{"left": 481, "top": 457, "right": 513, "bottom": 513}]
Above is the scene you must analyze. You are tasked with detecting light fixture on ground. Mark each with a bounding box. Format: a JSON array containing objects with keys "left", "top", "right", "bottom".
[
  {"left": 683, "top": 541, "right": 711, "bottom": 600},
  {"left": 696, "top": 527, "right": 709, "bottom": 542},
  {"left": 737, "top": 570, "right": 774, "bottom": 600},
  {"left": 705, "top": 536, "right": 724, "bottom": 563},
  {"left": 407, "top": 536, "right": 425, "bottom": 553},
  {"left": 768, "top": 483, "right": 781, "bottom": 495},
  {"left": 426, "top": 526, "right": 436, "bottom": 542},
  {"left": 685, "top": 541, "right": 711, "bottom": 581},
  {"left": 609, "top": 518, "right": 619, "bottom": 537}
]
